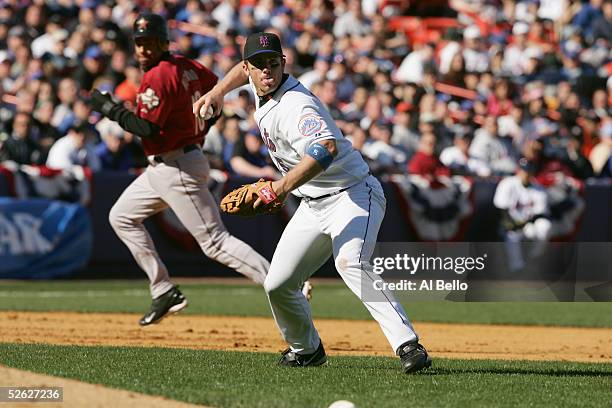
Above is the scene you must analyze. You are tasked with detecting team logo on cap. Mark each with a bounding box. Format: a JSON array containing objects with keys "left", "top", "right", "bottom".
[
  {"left": 136, "top": 18, "right": 148, "bottom": 31},
  {"left": 259, "top": 35, "right": 269, "bottom": 47}
]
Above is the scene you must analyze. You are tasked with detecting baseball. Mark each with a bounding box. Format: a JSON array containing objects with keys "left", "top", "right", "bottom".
[
  {"left": 199, "top": 105, "right": 214, "bottom": 120},
  {"left": 328, "top": 401, "right": 357, "bottom": 408}
]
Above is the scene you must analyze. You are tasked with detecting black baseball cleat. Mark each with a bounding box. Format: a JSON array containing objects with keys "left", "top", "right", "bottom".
[
  {"left": 398, "top": 341, "right": 432, "bottom": 374},
  {"left": 278, "top": 341, "right": 327, "bottom": 367},
  {"left": 139, "top": 286, "right": 188, "bottom": 326}
]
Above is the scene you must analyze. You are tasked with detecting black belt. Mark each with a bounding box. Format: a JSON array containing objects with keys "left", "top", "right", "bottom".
[
  {"left": 301, "top": 174, "right": 371, "bottom": 202},
  {"left": 302, "top": 185, "right": 352, "bottom": 202},
  {"left": 153, "top": 144, "right": 199, "bottom": 163}
]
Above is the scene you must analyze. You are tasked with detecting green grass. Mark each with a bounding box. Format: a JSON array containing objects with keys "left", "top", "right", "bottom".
[
  {"left": 0, "top": 280, "right": 611, "bottom": 327},
  {"left": 0, "top": 343, "right": 610, "bottom": 408}
]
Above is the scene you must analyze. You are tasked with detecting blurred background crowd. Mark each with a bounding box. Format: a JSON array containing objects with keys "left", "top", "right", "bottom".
[{"left": 0, "top": 0, "right": 611, "bottom": 182}]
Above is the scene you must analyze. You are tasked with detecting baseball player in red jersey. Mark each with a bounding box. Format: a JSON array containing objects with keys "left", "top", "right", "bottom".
[{"left": 90, "top": 13, "right": 270, "bottom": 326}]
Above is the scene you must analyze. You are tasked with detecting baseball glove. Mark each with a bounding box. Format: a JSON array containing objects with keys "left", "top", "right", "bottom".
[{"left": 220, "top": 179, "right": 283, "bottom": 216}]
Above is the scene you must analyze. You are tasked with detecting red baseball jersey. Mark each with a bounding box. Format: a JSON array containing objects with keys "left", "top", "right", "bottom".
[{"left": 136, "top": 54, "right": 217, "bottom": 155}]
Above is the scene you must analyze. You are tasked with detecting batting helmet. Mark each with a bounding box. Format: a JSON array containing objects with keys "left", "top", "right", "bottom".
[{"left": 133, "top": 13, "right": 169, "bottom": 41}]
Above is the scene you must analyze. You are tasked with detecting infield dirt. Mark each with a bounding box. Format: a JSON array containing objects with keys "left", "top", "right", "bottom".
[{"left": 2, "top": 311, "right": 611, "bottom": 363}]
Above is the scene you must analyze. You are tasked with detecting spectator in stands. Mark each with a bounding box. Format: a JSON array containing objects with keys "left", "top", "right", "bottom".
[
  {"left": 391, "top": 102, "right": 419, "bottom": 156},
  {"left": 327, "top": 56, "right": 355, "bottom": 103},
  {"left": 270, "top": 6, "right": 299, "bottom": 47},
  {"left": 342, "top": 86, "right": 369, "bottom": 122},
  {"left": 114, "top": 65, "right": 140, "bottom": 109},
  {"left": 592, "top": 0, "right": 612, "bottom": 42},
  {"left": 361, "top": 119, "right": 407, "bottom": 175},
  {"left": 23, "top": 3, "right": 45, "bottom": 40},
  {"left": 32, "top": 100, "right": 61, "bottom": 162},
  {"left": 298, "top": 57, "right": 329, "bottom": 91},
  {"left": 487, "top": 78, "right": 513, "bottom": 117},
  {"left": 333, "top": 0, "right": 371, "bottom": 38},
  {"left": 316, "top": 79, "right": 345, "bottom": 122},
  {"left": 46, "top": 123, "right": 101, "bottom": 172},
  {"left": 95, "top": 117, "right": 133, "bottom": 171},
  {"left": 589, "top": 120, "right": 612, "bottom": 175},
  {"left": 558, "top": 88, "right": 582, "bottom": 129},
  {"left": 562, "top": 132, "right": 594, "bottom": 179},
  {"left": 395, "top": 43, "right": 435, "bottom": 84},
  {"left": 360, "top": 95, "right": 384, "bottom": 131},
  {"left": 498, "top": 103, "right": 527, "bottom": 149},
  {"left": 237, "top": 6, "right": 263, "bottom": 38},
  {"left": 408, "top": 131, "right": 451, "bottom": 179},
  {"left": 462, "top": 25, "right": 489, "bottom": 73},
  {"left": 105, "top": 48, "right": 128, "bottom": 86},
  {"left": 203, "top": 114, "right": 226, "bottom": 170},
  {"left": 72, "top": 97, "right": 95, "bottom": 136},
  {"left": 503, "top": 22, "right": 531, "bottom": 76},
  {"left": 230, "top": 129, "right": 278, "bottom": 179},
  {"left": 223, "top": 89, "right": 254, "bottom": 122},
  {"left": 74, "top": 46, "right": 106, "bottom": 92},
  {"left": 592, "top": 89, "right": 611, "bottom": 120},
  {"left": 441, "top": 52, "right": 467, "bottom": 87},
  {"left": 469, "top": 115, "right": 517, "bottom": 176},
  {"left": 439, "top": 128, "right": 488, "bottom": 176},
  {"left": 0, "top": 112, "right": 43, "bottom": 165},
  {"left": 51, "top": 78, "right": 79, "bottom": 135},
  {"left": 31, "top": 17, "right": 65, "bottom": 58},
  {"left": 573, "top": 0, "right": 604, "bottom": 38},
  {"left": 293, "top": 31, "right": 316, "bottom": 77},
  {"left": 221, "top": 116, "right": 244, "bottom": 173}
]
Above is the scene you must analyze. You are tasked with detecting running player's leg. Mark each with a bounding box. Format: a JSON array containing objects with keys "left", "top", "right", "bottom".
[
  {"left": 504, "top": 229, "right": 525, "bottom": 272},
  {"left": 325, "top": 177, "right": 418, "bottom": 353},
  {"left": 165, "top": 151, "right": 269, "bottom": 283},
  {"left": 264, "top": 201, "right": 331, "bottom": 354},
  {"left": 108, "top": 169, "right": 171, "bottom": 298},
  {"left": 524, "top": 218, "right": 552, "bottom": 259}
]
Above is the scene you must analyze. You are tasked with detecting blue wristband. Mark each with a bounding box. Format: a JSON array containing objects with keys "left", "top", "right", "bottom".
[{"left": 306, "top": 142, "right": 334, "bottom": 170}]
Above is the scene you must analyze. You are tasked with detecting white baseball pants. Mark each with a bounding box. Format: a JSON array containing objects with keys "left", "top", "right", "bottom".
[
  {"left": 109, "top": 148, "right": 269, "bottom": 298},
  {"left": 504, "top": 218, "right": 552, "bottom": 272},
  {"left": 264, "top": 175, "right": 418, "bottom": 354}
]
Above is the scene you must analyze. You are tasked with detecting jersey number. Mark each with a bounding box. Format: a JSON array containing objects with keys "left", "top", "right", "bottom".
[{"left": 192, "top": 91, "right": 206, "bottom": 135}]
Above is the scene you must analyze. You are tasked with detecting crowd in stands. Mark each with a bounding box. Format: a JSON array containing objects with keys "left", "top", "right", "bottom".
[{"left": 0, "top": 0, "right": 610, "bottom": 182}]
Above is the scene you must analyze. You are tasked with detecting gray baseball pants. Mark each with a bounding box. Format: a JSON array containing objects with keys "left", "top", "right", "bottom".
[{"left": 109, "top": 148, "right": 269, "bottom": 298}]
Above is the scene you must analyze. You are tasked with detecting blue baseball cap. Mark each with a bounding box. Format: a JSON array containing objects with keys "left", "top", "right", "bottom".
[{"left": 85, "top": 46, "right": 102, "bottom": 59}]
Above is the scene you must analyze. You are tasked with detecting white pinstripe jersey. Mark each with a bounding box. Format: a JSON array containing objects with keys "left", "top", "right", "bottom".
[{"left": 250, "top": 75, "right": 370, "bottom": 198}]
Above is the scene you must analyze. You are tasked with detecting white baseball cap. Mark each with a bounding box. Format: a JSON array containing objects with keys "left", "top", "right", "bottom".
[
  {"left": 463, "top": 25, "right": 481, "bottom": 40},
  {"left": 513, "top": 22, "right": 530, "bottom": 36}
]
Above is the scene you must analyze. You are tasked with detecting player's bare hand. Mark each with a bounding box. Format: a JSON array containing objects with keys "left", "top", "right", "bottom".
[{"left": 193, "top": 87, "right": 224, "bottom": 119}]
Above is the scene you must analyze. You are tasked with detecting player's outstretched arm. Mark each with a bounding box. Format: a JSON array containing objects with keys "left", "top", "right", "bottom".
[
  {"left": 193, "top": 63, "right": 249, "bottom": 119},
  {"left": 90, "top": 89, "right": 160, "bottom": 139}
]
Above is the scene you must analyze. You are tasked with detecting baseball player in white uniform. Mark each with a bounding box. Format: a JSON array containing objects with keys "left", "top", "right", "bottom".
[
  {"left": 194, "top": 32, "right": 430, "bottom": 373},
  {"left": 494, "top": 158, "right": 552, "bottom": 272}
]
